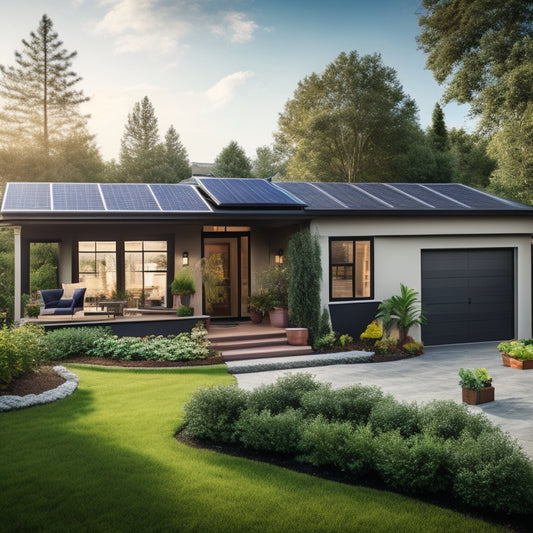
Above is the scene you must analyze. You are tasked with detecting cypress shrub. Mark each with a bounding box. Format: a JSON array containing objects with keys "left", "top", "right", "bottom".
[{"left": 287, "top": 228, "right": 322, "bottom": 342}]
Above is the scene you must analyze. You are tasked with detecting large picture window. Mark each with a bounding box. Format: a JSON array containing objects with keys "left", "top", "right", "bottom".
[
  {"left": 330, "top": 238, "right": 373, "bottom": 300},
  {"left": 78, "top": 241, "right": 117, "bottom": 305}
]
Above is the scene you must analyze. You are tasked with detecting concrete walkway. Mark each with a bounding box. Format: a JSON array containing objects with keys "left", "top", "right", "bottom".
[{"left": 233, "top": 342, "right": 533, "bottom": 458}]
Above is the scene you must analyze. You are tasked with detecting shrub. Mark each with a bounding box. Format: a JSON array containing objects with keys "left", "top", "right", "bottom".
[
  {"left": 301, "top": 383, "right": 384, "bottom": 425},
  {"left": 177, "top": 306, "right": 193, "bottom": 317},
  {"left": 317, "top": 307, "right": 332, "bottom": 339},
  {"left": 368, "top": 396, "right": 420, "bottom": 438},
  {"left": 373, "top": 430, "right": 452, "bottom": 495},
  {"left": 0, "top": 324, "right": 45, "bottom": 387},
  {"left": 419, "top": 400, "right": 492, "bottom": 440},
  {"left": 44, "top": 326, "right": 112, "bottom": 360},
  {"left": 247, "top": 373, "right": 322, "bottom": 415},
  {"left": 360, "top": 320, "right": 382, "bottom": 341},
  {"left": 373, "top": 337, "right": 398, "bottom": 355},
  {"left": 235, "top": 408, "right": 305, "bottom": 454},
  {"left": 401, "top": 341, "right": 424, "bottom": 355},
  {"left": 498, "top": 339, "right": 533, "bottom": 360},
  {"left": 298, "top": 416, "right": 374, "bottom": 474},
  {"left": 184, "top": 385, "right": 248, "bottom": 443},
  {"left": 313, "top": 331, "right": 337, "bottom": 352},
  {"left": 452, "top": 430, "right": 533, "bottom": 515}
]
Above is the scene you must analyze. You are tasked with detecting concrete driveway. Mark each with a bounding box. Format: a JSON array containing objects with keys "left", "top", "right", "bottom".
[{"left": 233, "top": 342, "right": 533, "bottom": 458}]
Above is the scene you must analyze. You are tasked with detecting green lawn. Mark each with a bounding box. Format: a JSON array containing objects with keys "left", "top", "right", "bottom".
[{"left": 0, "top": 365, "right": 509, "bottom": 533}]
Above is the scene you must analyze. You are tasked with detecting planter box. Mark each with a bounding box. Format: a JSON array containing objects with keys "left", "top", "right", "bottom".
[
  {"left": 501, "top": 353, "right": 533, "bottom": 370},
  {"left": 462, "top": 386, "right": 495, "bottom": 405},
  {"left": 286, "top": 328, "right": 309, "bottom": 345}
]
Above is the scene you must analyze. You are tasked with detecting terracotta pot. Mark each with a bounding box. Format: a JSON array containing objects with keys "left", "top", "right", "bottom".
[
  {"left": 269, "top": 307, "right": 289, "bottom": 328},
  {"left": 249, "top": 308, "right": 262, "bottom": 324},
  {"left": 286, "top": 327, "right": 309, "bottom": 345},
  {"left": 462, "top": 386, "right": 495, "bottom": 405},
  {"left": 501, "top": 353, "right": 533, "bottom": 370}
]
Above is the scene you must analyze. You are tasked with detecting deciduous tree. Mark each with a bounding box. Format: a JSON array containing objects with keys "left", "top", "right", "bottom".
[{"left": 275, "top": 51, "right": 420, "bottom": 182}]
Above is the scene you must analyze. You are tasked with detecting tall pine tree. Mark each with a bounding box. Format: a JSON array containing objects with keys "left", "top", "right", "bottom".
[
  {"left": 162, "top": 125, "right": 191, "bottom": 182},
  {"left": 429, "top": 103, "right": 448, "bottom": 151},
  {"left": 213, "top": 141, "right": 252, "bottom": 178},
  {"left": 0, "top": 14, "right": 89, "bottom": 155}
]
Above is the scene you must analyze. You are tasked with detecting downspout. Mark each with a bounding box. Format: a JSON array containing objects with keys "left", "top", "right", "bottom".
[{"left": 13, "top": 226, "right": 21, "bottom": 321}]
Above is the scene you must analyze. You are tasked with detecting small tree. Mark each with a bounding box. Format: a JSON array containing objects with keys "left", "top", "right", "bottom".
[
  {"left": 213, "top": 141, "right": 252, "bottom": 178},
  {"left": 287, "top": 228, "right": 322, "bottom": 341},
  {"left": 163, "top": 125, "right": 191, "bottom": 182}
]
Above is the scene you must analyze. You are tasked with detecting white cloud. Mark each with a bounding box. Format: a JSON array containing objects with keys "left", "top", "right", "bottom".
[
  {"left": 212, "top": 11, "right": 259, "bottom": 43},
  {"left": 96, "top": 0, "right": 192, "bottom": 54},
  {"left": 204, "top": 71, "right": 254, "bottom": 109}
]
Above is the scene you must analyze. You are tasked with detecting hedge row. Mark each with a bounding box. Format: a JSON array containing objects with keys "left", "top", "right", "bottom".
[{"left": 183, "top": 374, "right": 533, "bottom": 516}]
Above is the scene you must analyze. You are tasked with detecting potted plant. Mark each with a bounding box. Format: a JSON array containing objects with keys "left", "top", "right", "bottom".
[
  {"left": 256, "top": 264, "right": 289, "bottom": 328},
  {"left": 497, "top": 340, "right": 533, "bottom": 369},
  {"left": 171, "top": 268, "right": 196, "bottom": 308},
  {"left": 459, "top": 367, "right": 494, "bottom": 404},
  {"left": 248, "top": 292, "right": 272, "bottom": 323}
]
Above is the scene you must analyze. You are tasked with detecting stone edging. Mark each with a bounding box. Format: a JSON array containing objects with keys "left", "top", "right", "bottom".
[{"left": 0, "top": 366, "right": 79, "bottom": 412}]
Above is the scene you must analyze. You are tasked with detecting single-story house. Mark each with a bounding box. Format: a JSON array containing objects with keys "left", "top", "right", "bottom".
[{"left": 2, "top": 178, "right": 532, "bottom": 345}]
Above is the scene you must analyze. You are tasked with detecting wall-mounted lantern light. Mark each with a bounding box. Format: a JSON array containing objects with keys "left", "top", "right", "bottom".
[
  {"left": 182, "top": 251, "right": 189, "bottom": 266},
  {"left": 275, "top": 249, "right": 284, "bottom": 264}
]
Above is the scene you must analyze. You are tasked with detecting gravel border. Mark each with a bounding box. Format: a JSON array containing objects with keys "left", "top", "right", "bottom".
[{"left": 0, "top": 366, "right": 79, "bottom": 412}]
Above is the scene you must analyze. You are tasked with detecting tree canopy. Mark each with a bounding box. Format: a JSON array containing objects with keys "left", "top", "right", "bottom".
[
  {"left": 417, "top": 0, "right": 533, "bottom": 130},
  {"left": 275, "top": 51, "right": 420, "bottom": 183},
  {"left": 213, "top": 141, "right": 252, "bottom": 178}
]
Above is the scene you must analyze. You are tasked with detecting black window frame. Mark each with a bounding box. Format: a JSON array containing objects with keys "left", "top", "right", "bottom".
[{"left": 329, "top": 237, "right": 374, "bottom": 301}]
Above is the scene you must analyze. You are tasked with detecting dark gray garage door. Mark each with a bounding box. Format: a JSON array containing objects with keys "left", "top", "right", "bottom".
[{"left": 421, "top": 249, "right": 514, "bottom": 345}]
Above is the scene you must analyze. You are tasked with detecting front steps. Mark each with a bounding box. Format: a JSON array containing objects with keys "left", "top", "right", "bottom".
[{"left": 207, "top": 325, "right": 313, "bottom": 361}]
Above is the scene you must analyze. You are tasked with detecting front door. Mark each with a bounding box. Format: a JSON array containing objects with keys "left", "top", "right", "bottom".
[{"left": 202, "top": 232, "right": 250, "bottom": 317}]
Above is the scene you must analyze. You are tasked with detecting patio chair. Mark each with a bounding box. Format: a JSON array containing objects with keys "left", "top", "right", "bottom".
[{"left": 40, "top": 288, "right": 86, "bottom": 316}]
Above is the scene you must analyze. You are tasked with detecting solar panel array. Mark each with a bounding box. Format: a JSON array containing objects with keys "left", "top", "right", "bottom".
[
  {"left": 196, "top": 178, "right": 306, "bottom": 207},
  {"left": 1, "top": 179, "right": 530, "bottom": 215}
]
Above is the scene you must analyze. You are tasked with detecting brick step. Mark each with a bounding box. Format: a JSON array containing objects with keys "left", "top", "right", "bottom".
[
  {"left": 212, "top": 336, "right": 288, "bottom": 352},
  {"left": 207, "top": 331, "right": 285, "bottom": 344},
  {"left": 221, "top": 344, "right": 314, "bottom": 361}
]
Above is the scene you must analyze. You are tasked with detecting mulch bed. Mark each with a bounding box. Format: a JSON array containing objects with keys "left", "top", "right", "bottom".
[{"left": 1, "top": 366, "right": 66, "bottom": 397}]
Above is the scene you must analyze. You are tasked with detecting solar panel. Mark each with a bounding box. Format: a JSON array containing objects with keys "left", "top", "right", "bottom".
[
  {"left": 428, "top": 184, "right": 522, "bottom": 209},
  {"left": 197, "top": 178, "right": 306, "bottom": 207},
  {"left": 391, "top": 184, "right": 468, "bottom": 209},
  {"left": 355, "top": 183, "right": 429, "bottom": 209},
  {"left": 313, "top": 183, "right": 390, "bottom": 209},
  {"left": 277, "top": 182, "right": 346, "bottom": 209},
  {"left": 100, "top": 184, "right": 160, "bottom": 211},
  {"left": 52, "top": 183, "right": 105, "bottom": 211},
  {"left": 150, "top": 184, "right": 212, "bottom": 212},
  {"left": 2, "top": 183, "right": 51, "bottom": 211}
]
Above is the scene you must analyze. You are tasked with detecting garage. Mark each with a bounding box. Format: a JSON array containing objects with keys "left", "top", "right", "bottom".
[{"left": 421, "top": 249, "right": 514, "bottom": 345}]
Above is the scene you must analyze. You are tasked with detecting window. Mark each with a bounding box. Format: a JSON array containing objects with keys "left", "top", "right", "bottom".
[
  {"left": 125, "top": 241, "right": 168, "bottom": 307},
  {"left": 330, "top": 238, "right": 372, "bottom": 300},
  {"left": 78, "top": 241, "right": 117, "bottom": 305}
]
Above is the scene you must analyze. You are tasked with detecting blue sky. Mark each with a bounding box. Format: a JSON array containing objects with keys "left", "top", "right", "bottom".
[{"left": 0, "top": 0, "right": 475, "bottom": 163}]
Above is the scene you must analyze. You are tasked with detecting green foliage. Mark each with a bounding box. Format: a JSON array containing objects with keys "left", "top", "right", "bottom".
[
  {"left": 360, "top": 320, "right": 383, "bottom": 341},
  {"left": 184, "top": 385, "right": 248, "bottom": 443},
  {"left": 373, "top": 430, "right": 452, "bottom": 495},
  {"left": 235, "top": 408, "right": 305, "bottom": 454},
  {"left": 298, "top": 416, "right": 374, "bottom": 473},
  {"left": 312, "top": 331, "right": 337, "bottom": 352},
  {"left": 369, "top": 396, "right": 420, "bottom": 438},
  {"left": 419, "top": 400, "right": 493, "bottom": 441},
  {"left": 248, "top": 291, "right": 273, "bottom": 314},
  {"left": 275, "top": 50, "right": 421, "bottom": 183},
  {"left": 25, "top": 304, "right": 40, "bottom": 318},
  {"left": 376, "top": 284, "right": 426, "bottom": 344},
  {"left": 252, "top": 145, "right": 286, "bottom": 179},
  {"left": 458, "top": 368, "right": 492, "bottom": 391},
  {"left": 88, "top": 325, "right": 211, "bottom": 361},
  {"left": 0, "top": 227, "right": 15, "bottom": 324},
  {"left": 301, "top": 383, "right": 384, "bottom": 425},
  {"left": 429, "top": 103, "right": 448, "bottom": 151},
  {"left": 162, "top": 125, "right": 191, "bottom": 182},
  {"left": 0, "top": 324, "right": 45, "bottom": 387},
  {"left": 401, "top": 340, "right": 424, "bottom": 356},
  {"left": 177, "top": 306, "right": 193, "bottom": 317},
  {"left": 287, "top": 229, "right": 321, "bottom": 340},
  {"left": 452, "top": 430, "right": 533, "bottom": 515},
  {"left": 373, "top": 337, "right": 398, "bottom": 355},
  {"left": 317, "top": 307, "right": 332, "bottom": 338},
  {"left": 171, "top": 268, "right": 196, "bottom": 295},
  {"left": 213, "top": 140, "right": 252, "bottom": 178},
  {"left": 247, "top": 373, "right": 322, "bottom": 415},
  {"left": 498, "top": 339, "right": 533, "bottom": 360},
  {"left": 255, "top": 264, "right": 289, "bottom": 309},
  {"left": 43, "top": 326, "right": 112, "bottom": 360}
]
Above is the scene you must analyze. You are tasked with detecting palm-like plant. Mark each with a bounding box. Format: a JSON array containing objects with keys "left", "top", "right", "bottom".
[{"left": 376, "top": 284, "right": 426, "bottom": 344}]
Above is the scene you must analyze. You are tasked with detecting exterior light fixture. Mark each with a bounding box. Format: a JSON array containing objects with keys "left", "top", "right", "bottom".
[
  {"left": 182, "top": 251, "right": 189, "bottom": 266},
  {"left": 275, "top": 249, "right": 284, "bottom": 264}
]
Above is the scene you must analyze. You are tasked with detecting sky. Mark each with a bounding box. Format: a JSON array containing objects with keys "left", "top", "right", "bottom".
[{"left": 0, "top": 0, "right": 476, "bottom": 164}]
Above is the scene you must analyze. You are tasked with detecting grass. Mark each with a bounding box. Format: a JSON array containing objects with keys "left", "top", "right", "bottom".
[{"left": 0, "top": 365, "right": 510, "bottom": 533}]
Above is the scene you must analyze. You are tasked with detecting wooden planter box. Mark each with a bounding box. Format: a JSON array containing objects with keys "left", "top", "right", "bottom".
[
  {"left": 462, "top": 386, "right": 495, "bottom": 405},
  {"left": 501, "top": 353, "right": 533, "bottom": 370},
  {"left": 286, "top": 328, "right": 309, "bottom": 346}
]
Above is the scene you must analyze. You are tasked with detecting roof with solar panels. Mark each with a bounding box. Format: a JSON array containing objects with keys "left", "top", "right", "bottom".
[{"left": 2, "top": 178, "right": 532, "bottom": 219}]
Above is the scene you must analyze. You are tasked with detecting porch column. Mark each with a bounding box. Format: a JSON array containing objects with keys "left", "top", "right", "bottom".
[{"left": 13, "top": 226, "right": 21, "bottom": 321}]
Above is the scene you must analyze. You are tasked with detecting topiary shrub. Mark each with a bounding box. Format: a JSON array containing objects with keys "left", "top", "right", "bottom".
[
  {"left": 183, "top": 385, "right": 248, "bottom": 443},
  {"left": 301, "top": 383, "right": 384, "bottom": 425},
  {"left": 235, "top": 408, "right": 305, "bottom": 454},
  {"left": 247, "top": 373, "right": 322, "bottom": 415},
  {"left": 43, "top": 326, "right": 112, "bottom": 360}
]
